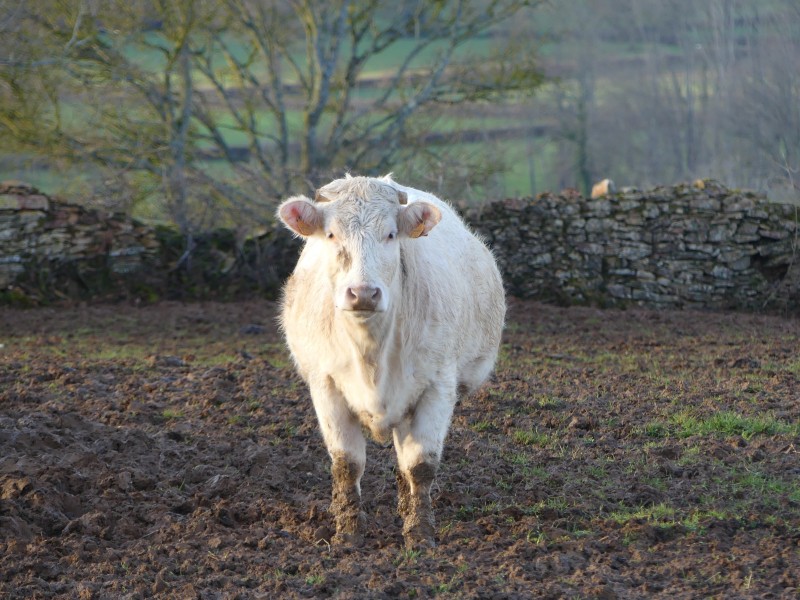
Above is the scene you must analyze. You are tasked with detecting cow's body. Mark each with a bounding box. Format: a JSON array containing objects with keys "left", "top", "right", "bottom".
[{"left": 279, "top": 175, "right": 505, "bottom": 548}]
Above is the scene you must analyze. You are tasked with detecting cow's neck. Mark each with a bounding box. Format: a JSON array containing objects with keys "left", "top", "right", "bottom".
[{"left": 335, "top": 307, "right": 398, "bottom": 371}]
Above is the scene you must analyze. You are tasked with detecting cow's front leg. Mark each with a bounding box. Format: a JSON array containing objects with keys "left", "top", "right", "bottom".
[
  {"left": 309, "top": 377, "right": 367, "bottom": 545},
  {"left": 393, "top": 381, "right": 456, "bottom": 549},
  {"left": 329, "top": 452, "right": 366, "bottom": 545}
]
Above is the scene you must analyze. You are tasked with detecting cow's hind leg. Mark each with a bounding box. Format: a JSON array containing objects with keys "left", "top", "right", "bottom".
[
  {"left": 393, "top": 381, "right": 456, "bottom": 549},
  {"left": 398, "top": 461, "right": 437, "bottom": 548},
  {"left": 309, "top": 379, "right": 367, "bottom": 545},
  {"left": 396, "top": 467, "right": 411, "bottom": 519}
]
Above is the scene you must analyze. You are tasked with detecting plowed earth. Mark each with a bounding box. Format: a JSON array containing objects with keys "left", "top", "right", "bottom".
[{"left": 1, "top": 299, "right": 799, "bottom": 599}]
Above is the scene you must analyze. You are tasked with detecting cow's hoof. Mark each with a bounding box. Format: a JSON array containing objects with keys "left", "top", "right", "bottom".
[
  {"left": 403, "top": 529, "right": 436, "bottom": 550},
  {"left": 332, "top": 511, "right": 366, "bottom": 546},
  {"left": 402, "top": 518, "right": 436, "bottom": 550},
  {"left": 332, "top": 530, "right": 365, "bottom": 546}
]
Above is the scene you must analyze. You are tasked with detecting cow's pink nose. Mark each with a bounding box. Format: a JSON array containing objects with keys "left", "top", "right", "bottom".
[{"left": 345, "top": 285, "right": 381, "bottom": 311}]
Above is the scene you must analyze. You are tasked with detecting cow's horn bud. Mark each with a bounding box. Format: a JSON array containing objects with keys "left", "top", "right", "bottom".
[
  {"left": 397, "top": 190, "right": 408, "bottom": 205},
  {"left": 314, "top": 190, "right": 331, "bottom": 203}
]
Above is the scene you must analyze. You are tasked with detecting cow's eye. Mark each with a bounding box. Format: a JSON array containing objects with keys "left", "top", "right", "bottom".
[
  {"left": 326, "top": 232, "right": 335, "bottom": 240},
  {"left": 387, "top": 232, "right": 396, "bottom": 241}
]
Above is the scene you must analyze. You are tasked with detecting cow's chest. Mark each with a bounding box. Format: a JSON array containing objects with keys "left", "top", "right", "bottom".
[{"left": 330, "top": 347, "right": 427, "bottom": 442}]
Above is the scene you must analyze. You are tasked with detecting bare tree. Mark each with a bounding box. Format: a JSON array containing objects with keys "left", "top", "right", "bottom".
[
  {"left": 727, "top": 3, "right": 800, "bottom": 197},
  {"left": 531, "top": 0, "right": 798, "bottom": 196},
  {"left": 0, "top": 0, "right": 544, "bottom": 232},
  {"left": 537, "top": 0, "right": 602, "bottom": 195}
]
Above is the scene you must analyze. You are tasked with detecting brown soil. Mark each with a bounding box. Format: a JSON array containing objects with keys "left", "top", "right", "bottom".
[{"left": 1, "top": 299, "right": 798, "bottom": 599}]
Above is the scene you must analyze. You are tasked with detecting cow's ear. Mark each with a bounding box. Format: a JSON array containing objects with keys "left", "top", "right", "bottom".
[
  {"left": 278, "top": 197, "right": 322, "bottom": 237},
  {"left": 399, "top": 202, "right": 441, "bottom": 238}
]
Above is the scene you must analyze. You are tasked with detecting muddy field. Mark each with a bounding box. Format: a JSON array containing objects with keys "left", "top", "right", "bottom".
[{"left": 1, "top": 299, "right": 799, "bottom": 598}]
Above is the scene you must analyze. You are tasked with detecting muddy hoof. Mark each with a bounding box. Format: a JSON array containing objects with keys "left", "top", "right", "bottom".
[
  {"left": 332, "top": 511, "right": 366, "bottom": 546},
  {"left": 332, "top": 530, "right": 365, "bottom": 546},
  {"left": 403, "top": 529, "right": 436, "bottom": 550},
  {"left": 402, "top": 520, "right": 436, "bottom": 550}
]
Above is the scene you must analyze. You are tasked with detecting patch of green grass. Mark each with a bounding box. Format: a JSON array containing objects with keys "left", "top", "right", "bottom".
[
  {"left": 513, "top": 428, "right": 552, "bottom": 447},
  {"left": 521, "top": 465, "right": 548, "bottom": 480},
  {"left": 644, "top": 410, "right": 798, "bottom": 440},
  {"left": 265, "top": 421, "right": 301, "bottom": 444},
  {"left": 534, "top": 394, "right": 565, "bottom": 409},
  {"left": 525, "top": 529, "right": 547, "bottom": 545},
  {"left": 161, "top": 409, "right": 184, "bottom": 420},
  {"left": 495, "top": 477, "right": 513, "bottom": 491},
  {"left": 728, "top": 470, "right": 800, "bottom": 512},
  {"left": 304, "top": 574, "right": 324, "bottom": 586},
  {"left": 790, "top": 484, "right": 800, "bottom": 504},
  {"left": 609, "top": 502, "right": 736, "bottom": 534},
  {"left": 673, "top": 411, "right": 797, "bottom": 439},
  {"left": 97, "top": 348, "right": 155, "bottom": 362},
  {"left": 644, "top": 422, "right": 668, "bottom": 438},
  {"left": 623, "top": 454, "right": 652, "bottom": 476},
  {"left": 470, "top": 419, "right": 494, "bottom": 432},
  {"left": 394, "top": 548, "right": 422, "bottom": 565},
  {"left": 585, "top": 464, "right": 608, "bottom": 479},
  {"left": 641, "top": 475, "right": 668, "bottom": 492},
  {"left": 545, "top": 496, "right": 569, "bottom": 512},
  {"left": 610, "top": 503, "right": 675, "bottom": 526},
  {"left": 681, "top": 445, "right": 703, "bottom": 461},
  {"left": 505, "top": 452, "right": 530, "bottom": 465},
  {"left": 682, "top": 509, "right": 730, "bottom": 532},
  {"left": 786, "top": 359, "right": 800, "bottom": 375},
  {"left": 193, "top": 352, "right": 240, "bottom": 366},
  {"left": 432, "top": 563, "right": 468, "bottom": 596}
]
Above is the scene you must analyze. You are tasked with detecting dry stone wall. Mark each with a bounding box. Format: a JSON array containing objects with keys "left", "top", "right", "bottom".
[
  {"left": 469, "top": 181, "right": 799, "bottom": 311},
  {"left": 1, "top": 179, "right": 798, "bottom": 310},
  {"left": 0, "top": 181, "right": 300, "bottom": 303},
  {"left": 0, "top": 182, "right": 160, "bottom": 298}
]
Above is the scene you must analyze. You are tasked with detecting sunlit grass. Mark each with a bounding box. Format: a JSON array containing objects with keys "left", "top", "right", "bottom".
[
  {"left": 672, "top": 411, "right": 798, "bottom": 439},
  {"left": 642, "top": 410, "right": 798, "bottom": 440},
  {"left": 513, "top": 428, "right": 553, "bottom": 447}
]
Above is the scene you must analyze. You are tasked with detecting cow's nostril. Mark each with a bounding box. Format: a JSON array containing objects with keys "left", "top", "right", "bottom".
[{"left": 345, "top": 285, "right": 381, "bottom": 311}]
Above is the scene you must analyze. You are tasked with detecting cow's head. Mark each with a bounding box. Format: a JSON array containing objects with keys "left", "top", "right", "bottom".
[{"left": 278, "top": 177, "right": 441, "bottom": 317}]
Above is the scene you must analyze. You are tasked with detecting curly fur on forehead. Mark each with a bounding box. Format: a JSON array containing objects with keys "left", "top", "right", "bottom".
[
  {"left": 318, "top": 176, "right": 400, "bottom": 206},
  {"left": 317, "top": 177, "right": 404, "bottom": 235}
]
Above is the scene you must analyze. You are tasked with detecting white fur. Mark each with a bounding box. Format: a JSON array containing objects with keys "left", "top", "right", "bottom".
[{"left": 279, "top": 175, "right": 505, "bottom": 490}]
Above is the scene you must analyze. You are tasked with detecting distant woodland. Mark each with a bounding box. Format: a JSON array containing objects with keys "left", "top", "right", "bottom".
[{"left": 530, "top": 0, "right": 800, "bottom": 202}]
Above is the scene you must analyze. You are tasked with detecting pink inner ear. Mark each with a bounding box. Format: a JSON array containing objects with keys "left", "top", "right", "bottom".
[
  {"left": 285, "top": 204, "right": 304, "bottom": 222},
  {"left": 280, "top": 200, "right": 319, "bottom": 236},
  {"left": 402, "top": 202, "right": 441, "bottom": 238}
]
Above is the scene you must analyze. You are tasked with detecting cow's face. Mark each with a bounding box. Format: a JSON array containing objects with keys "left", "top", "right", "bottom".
[{"left": 279, "top": 178, "right": 441, "bottom": 317}]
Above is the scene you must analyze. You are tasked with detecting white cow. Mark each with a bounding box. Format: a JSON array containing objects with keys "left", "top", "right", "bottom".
[{"left": 278, "top": 175, "right": 505, "bottom": 548}]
